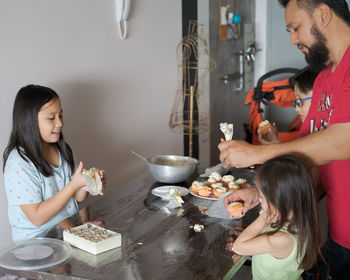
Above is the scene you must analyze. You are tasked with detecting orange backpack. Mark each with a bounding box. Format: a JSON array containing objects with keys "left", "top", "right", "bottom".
[{"left": 245, "top": 68, "right": 302, "bottom": 145}]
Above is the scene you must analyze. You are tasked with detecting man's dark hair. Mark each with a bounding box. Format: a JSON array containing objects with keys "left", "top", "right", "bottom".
[{"left": 279, "top": 0, "right": 350, "bottom": 24}]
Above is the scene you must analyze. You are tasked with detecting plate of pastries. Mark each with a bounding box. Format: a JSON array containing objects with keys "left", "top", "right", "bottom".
[{"left": 189, "top": 172, "right": 247, "bottom": 200}]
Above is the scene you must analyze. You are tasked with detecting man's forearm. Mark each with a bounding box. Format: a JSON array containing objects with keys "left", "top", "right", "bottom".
[{"left": 260, "top": 123, "right": 350, "bottom": 167}]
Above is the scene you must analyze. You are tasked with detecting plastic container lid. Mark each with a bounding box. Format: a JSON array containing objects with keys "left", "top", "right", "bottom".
[{"left": 0, "top": 238, "right": 72, "bottom": 271}]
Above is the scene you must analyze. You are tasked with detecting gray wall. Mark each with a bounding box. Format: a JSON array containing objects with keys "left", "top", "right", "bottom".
[
  {"left": 0, "top": 0, "right": 182, "bottom": 249},
  {"left": 266, "top": 2, "right": 307, "bottom": 71},
  {"left": 266, "top": 0, "right": 350, "bottom": 71}
]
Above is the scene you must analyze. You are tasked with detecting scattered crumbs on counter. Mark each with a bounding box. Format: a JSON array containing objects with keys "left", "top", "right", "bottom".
[
  {"left": 176, "top": 208, "right": 185, "bottom": 216},
  {"left": 190, "top": 224, "right": 204, "bottom": 232},
  {"left": 197, "top": 206, "right": 208, "bottom": 214}
]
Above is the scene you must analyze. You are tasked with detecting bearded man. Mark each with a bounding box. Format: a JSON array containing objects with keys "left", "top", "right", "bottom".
[{"left": 218, "top": 1, "right": 350, "bottom": 278}]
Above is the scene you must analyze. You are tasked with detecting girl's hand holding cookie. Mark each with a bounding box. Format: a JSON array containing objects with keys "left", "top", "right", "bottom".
[
  {"left": 72, "top": 161, "right": 86, "bottom": 190},
  {"left": 99, "top": 169, "right": 106, "bottom": 195}
]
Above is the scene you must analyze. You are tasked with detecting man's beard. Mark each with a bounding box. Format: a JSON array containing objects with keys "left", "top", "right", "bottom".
[{"left": 303, "top": 25, "right": 329, "bottom": 72}]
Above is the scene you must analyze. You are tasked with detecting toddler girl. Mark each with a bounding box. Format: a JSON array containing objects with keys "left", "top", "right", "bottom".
[{"left": 232, "top": 155, "right": 321, "bottom": 279}]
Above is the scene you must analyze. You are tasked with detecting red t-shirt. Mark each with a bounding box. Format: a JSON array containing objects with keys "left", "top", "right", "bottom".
[{"left": 299, "top": 46, "right": 350, "bottom": 249}]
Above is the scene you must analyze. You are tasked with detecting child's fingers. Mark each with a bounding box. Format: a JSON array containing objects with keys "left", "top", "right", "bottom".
[
  {"left": 99, "top": 170, "right": 107, "bottom": 184},
  {"left": 98, "top": 170, "right": 107, "bottom": 192},
  {"left": 259, "top": 209, "right": 268, "bottom": 216},
  {"left": 99, "top": 169, "right": 105, "bottom": 178},
  {"left": 272, "top": 213, "right": 280, "bottom": 223},
  {"left": 266, "top": 213, "right": 279, "bottom": 223},
  {"left": 84, "top": 220, "right": 105, "bottom": 228},
  {"left": 233, "top": 214, "right": 244, "bottom": 219},
  {"left": 76, "top": 161, "right": 84, "bottom": 173}
]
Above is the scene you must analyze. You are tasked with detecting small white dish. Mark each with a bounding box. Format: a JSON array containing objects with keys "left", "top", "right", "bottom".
[
  {"left": 13, "top": 245, "right": 54, "bottom": 261},
  {"left": 152, "top": 186, "right": 189, "bottom": 200}
]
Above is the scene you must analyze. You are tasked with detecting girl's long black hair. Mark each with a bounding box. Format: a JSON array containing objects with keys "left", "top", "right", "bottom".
[
  {"left": 3, "top": 84, "right": 75, "bottom": 176},
  {"left": 256, "top": 155, "right": 321, "bottom": 270}
]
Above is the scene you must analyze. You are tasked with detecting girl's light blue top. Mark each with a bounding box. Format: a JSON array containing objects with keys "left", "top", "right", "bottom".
[{"left": 4, "top": 149, "right": 79, "bottom": 241}]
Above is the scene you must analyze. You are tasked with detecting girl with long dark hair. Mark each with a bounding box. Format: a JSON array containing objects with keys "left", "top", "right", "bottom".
[
  {"left": 232, "top": 155, "right": 321, "bottom": 279},
  {"left": 3, "top": 84, "right": 105, "bottom": 241}
]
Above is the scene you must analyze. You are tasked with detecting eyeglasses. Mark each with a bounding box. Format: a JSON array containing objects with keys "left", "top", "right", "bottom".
[{"left": 292, "top": 97, "right": 312, "bottom": 108}]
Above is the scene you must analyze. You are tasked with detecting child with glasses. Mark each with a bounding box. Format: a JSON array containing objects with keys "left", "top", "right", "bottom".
[{"left": 258, "top": 67, "right": 318, "bottom": 145}]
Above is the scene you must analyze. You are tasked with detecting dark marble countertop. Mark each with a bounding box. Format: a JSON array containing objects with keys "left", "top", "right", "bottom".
[{"left": 0, "top": 168, "right": 258, "bottom": 280}]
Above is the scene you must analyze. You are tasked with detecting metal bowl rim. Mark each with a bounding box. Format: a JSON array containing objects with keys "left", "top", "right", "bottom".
[{"left": 147, "top": 155, "right": 198, "bottom": 166}]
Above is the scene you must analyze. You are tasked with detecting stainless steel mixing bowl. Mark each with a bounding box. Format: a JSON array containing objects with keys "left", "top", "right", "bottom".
[{"left": 146, "top": 155, "right": 198, "bottom": 183}]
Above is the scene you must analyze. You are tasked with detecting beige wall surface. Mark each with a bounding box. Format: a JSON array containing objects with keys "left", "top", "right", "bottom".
[{"left": 0, "top": 0, "right": 182, "bottom": 248}]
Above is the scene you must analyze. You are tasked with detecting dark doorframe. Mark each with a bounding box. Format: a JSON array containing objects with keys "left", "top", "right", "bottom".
[{"left": 182, "top": 0, "right": 199, "bottom": 159}]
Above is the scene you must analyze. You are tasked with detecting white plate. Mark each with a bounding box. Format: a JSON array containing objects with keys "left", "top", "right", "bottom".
[
  {"left": 189, "top": 186, "right": 231, "bottom": 201},
  {"left": 152, "top": 186, "right": 189, "bottom": 200},
  {"left": 13, "top": 245, "right": 54, "bottom": 261},
  {"left": 0, "top": 238, "right": 72, "bottom": 271}
]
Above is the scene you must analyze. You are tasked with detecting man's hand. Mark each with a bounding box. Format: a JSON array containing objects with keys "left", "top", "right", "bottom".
[
  {"left": 224, "top": 187, "right": 260, "bottom": 217},
  {"left": 218, "top": 140, "right": 264, "bottom": 168}
]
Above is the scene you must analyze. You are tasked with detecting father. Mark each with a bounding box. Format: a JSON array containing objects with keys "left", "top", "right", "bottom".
[{"left": 219, "top": 0, "right": 350, "bottom": 279}]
